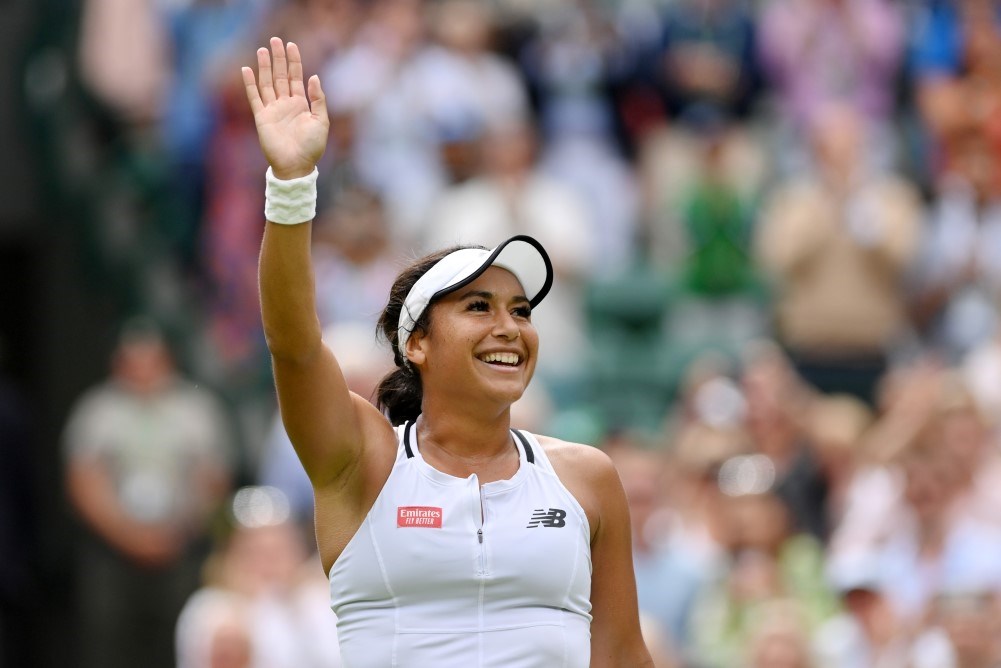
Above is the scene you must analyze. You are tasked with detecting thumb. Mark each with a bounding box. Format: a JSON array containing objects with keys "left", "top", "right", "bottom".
[{"left": 308, "top": 75, "right": 329, "bottom": 126}]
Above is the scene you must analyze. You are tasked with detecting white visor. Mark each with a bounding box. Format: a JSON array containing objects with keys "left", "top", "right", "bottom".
[{"left": 397, "top": 235, "right": 553, "bottom": 357}]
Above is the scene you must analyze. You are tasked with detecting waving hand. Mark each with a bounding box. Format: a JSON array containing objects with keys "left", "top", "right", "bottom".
[{"left": 242, "top": 38, "right": 329, "bottom": 180}]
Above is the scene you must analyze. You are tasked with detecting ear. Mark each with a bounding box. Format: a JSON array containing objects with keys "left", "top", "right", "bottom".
[{"left": 404, "top": 327, "right": 428, "bottom": 368}]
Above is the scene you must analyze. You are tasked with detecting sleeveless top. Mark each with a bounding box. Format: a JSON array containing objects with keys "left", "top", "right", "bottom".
[{"left": 328, "top": 421, "right": 592, "bottom": 667}]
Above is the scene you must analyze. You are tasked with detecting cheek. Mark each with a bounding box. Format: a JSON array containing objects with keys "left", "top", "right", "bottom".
[
  {"left": 523, "top": 324, "right": 540, "bottom": 352},
  {"left": 425, "top": 323, "right": 477, "bottom": 368}
]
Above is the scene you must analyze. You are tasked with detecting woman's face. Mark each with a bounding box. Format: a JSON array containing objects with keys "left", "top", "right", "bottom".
[{"left": 409, "top": 266, "right": 539, "bottom": 407}]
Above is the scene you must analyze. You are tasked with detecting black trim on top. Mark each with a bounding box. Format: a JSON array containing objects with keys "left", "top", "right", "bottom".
[
  {"left": 512, "top": 430, "right": 535, "bottom": 464},
  {"left": 403, "top": 421, "right": 415, "bottom": 459},
  {"left": 407, "top": 421, "right": 534, "bottom": 464}
]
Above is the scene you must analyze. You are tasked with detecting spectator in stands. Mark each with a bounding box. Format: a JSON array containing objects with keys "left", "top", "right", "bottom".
[
  {"left": 654, "top": 0, "right": 761, "bottom": 126},
  {"left": 321, "top": 0, "right": 441, "bottom": 243},
  {"left": 907, "top": 1, "right": 1001, "bottom": 359},
  {"left": 758, "top": 0, "right": 906, "bottom": 174},
  {"left": 744, "top": 600, "right": 816, "bottom": 668},
  {"left": 200, "top": 52, "right": 271, "bottom": 383},
  {"left": 410, "top": 0, "right": 530, "bottom": 141},
  {"left": 522, "top": 3, "right": 641, "bottom": 278},
  {"left": 802, "top": 393, "right": 874, "bottom": 534},
  {"left": 689, "top": 471, "right": 838, "bottom": 667},
  {"left": 649, "top": 127, "right": 770, "bottom": 380},
  {"left": 740, "top": 343, "right": 829, "bottom": 540},
  {"left": 265, "top": 0, "right": 361, "bottom": 68},
  {"left": 927, "top": 378, "right": 1001, "bottom": 530},
  {"left": 311, "top": 185, "right": 400, "bottom": 330},
  {"left": 639, "top": 0, "right": 768, "bottom": 271},
  {"left": 814, "top": 551, "right": 910, "bottom": 668},
  {"left": 908, "top": 152, "right": 1001, "bottom": 361},
  {"left": 920, "top": 588, "right": 1001, "bottom": 668},
  {"left": 613, "top": 443, "right": 703, "bottom": 661},
  {"left": 64, "top": 318, "right": 234, "bottom": 668},
  {"left": 827, "top": 360, "right": 941, "bottom": 564},
  {"left": 176, "top": 487, "right": 341, "bottom": 668},
  {"left": 863, "top": 416, "right": 1001, "bottom": 627},
  {"left": 910, "top": 0, "right": 1001, "bottom": 187},
  {"left": 756, "top": 102, "right": 922, "bottom": 405},
  {"left": 78, "top": 0, "right": 168, "bottom": 126},
  {"left": 159, "top": 0, "right": 267, "bottom": 270}
]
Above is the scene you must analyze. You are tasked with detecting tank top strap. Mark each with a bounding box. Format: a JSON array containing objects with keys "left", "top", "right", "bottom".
[
  {"left": 511, "top": 429, "right": 558, "bottom": 475},
  {"left": 401, "top": 420, "right": 416, "bottom": 459},
  {"left": 510, "top": 429, "right": 535, "bottom": 465}
]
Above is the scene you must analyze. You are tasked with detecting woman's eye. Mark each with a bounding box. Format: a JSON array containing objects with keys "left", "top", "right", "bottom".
[
  {"left": 513, "top": 306, "right": 532, "bottom": 319},
  {"left": 467, "top": 300, "right": 490, "bottom": 312}
]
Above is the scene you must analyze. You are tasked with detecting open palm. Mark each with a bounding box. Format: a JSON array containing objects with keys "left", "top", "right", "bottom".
[{"left": 243, "top": 37, "right": 329, "bottom": 180}]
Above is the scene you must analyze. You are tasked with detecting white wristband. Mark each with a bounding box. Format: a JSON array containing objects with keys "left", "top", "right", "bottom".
[{"left": 265, "top": 166, "right": 319, "bottom": 225}]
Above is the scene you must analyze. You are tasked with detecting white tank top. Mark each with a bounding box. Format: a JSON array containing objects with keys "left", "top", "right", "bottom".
[{"left": 328, "top": 421, "right": 592, "bottom": 667}]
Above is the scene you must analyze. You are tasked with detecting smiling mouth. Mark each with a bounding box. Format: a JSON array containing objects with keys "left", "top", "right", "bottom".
[{"left": 477, "top": 352, "right": 522, "bottom": 367}]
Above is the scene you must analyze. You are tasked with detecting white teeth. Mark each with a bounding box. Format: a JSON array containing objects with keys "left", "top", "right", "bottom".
[{"left": 480, "top": 352, "right": 520, "bottom": 365}]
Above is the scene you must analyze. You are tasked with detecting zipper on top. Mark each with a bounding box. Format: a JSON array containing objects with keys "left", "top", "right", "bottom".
[{"left": 475, "top": 485, "right": 487, "bottom": 576}]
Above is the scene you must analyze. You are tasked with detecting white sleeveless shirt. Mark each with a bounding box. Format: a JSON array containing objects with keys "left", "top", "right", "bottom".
[{"left": 329, "top": 421, "right": 592, "bottom": 667}]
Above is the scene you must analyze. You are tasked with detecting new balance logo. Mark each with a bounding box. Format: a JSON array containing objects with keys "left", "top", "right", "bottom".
[{"left": 527, "top": 508, "right": 567, "bottom": 528}]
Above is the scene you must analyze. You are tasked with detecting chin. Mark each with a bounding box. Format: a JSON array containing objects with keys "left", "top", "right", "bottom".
[{"left": 487, "top": 378, "right": 530, "bottom": 406}]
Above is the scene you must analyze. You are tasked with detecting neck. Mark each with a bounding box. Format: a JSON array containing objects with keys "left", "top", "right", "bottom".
[{"left": 415, "top": 402, "right": 516, "bottom": 476}]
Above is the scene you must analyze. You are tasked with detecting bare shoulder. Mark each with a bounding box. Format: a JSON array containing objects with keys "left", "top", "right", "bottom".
[
  {"left": 537, "top": 434, "right": 616, "bottom": 480},
  {"left": 535, "top": 434, "right": 622, "bottom": 540}
]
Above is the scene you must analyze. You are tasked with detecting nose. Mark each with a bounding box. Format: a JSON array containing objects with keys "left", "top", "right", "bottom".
[{"left": 492, "top": 310, "right": 521, "bottom": 341}]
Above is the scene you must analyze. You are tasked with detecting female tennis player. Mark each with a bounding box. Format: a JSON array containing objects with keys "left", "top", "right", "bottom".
[{"left": 242, "top": 37, "right": 653, "bottom": 667}]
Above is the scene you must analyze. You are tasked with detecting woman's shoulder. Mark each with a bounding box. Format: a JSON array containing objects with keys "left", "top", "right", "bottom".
[{"left": 535, "top": 434, "right": 615, "bottom": 477}]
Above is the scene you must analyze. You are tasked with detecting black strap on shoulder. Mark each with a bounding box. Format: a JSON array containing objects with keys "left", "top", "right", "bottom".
[
  {"left": 511, "top": 429, "right": 535, "bottom": 464},
  {"left": 403, "top": 421, "right": 415, "bottom": 459}
]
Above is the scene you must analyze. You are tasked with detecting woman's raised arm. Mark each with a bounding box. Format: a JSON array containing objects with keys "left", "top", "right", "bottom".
[{"left": 244, "top": 38, "right": 385, "bottom": 488}]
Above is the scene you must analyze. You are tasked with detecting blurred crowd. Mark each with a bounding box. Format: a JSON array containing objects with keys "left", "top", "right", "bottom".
[{"left": 11, "top": 0, "right": 1001, "bottom": 666}]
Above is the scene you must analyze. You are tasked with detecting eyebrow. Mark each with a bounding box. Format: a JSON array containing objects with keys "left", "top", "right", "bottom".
[{"left": 455, "top": 289, "right": 530, "bottom": 305}]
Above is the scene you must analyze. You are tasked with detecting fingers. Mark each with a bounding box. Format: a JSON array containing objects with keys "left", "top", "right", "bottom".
[
  {"left": 270, "top": 36, "right": 291, "bottom": 98},
  {"left": 241, "top": 66, "right": 264, "bottom": 116},
  {"left": 257, "top": 46, "right": 275, "bottom": 104},
  {"left": 308, "top": 75, "right": 329, "bottom": 126},
  {"left": 251, "top": 38, "right": 314, "bottom": 111},
  {"left": 287, "top": 41, "right": 307, "bottom": 99}
]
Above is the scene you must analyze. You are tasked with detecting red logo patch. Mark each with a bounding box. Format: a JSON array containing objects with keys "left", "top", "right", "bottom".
[{"left": 397, "top": 506, "right": 443, "bottom": 528}]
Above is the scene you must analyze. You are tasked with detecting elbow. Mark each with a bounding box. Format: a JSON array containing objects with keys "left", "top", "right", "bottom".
[{"left": 264, "top": 326, "right": 324, "bottom": 365}]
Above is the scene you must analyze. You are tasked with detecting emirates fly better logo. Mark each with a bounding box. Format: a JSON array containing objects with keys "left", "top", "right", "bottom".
[{"left": 397, "top": 506, "right": 443, "bottom": 528}]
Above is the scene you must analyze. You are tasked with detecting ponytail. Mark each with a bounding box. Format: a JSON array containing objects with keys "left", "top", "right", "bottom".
[{"left": 374, "top": 366, "right": 423, "bottom": 426}]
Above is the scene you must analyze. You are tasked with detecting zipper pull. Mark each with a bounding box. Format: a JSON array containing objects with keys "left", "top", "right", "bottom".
[{"left": 477, "top": 528, "right": 483, "bottom": 544}]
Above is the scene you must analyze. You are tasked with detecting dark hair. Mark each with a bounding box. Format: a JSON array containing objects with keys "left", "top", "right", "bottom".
[{"left": 375, "top": 245, "right": 477, "bottom": 425}]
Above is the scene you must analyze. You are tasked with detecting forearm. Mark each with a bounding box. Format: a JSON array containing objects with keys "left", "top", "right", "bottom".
[
  {"left": 246, "top": 36, "right": 329, "bottom": 364},
  {"left": 259, "top": 221, "right": 323, "bottom": 362}
]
